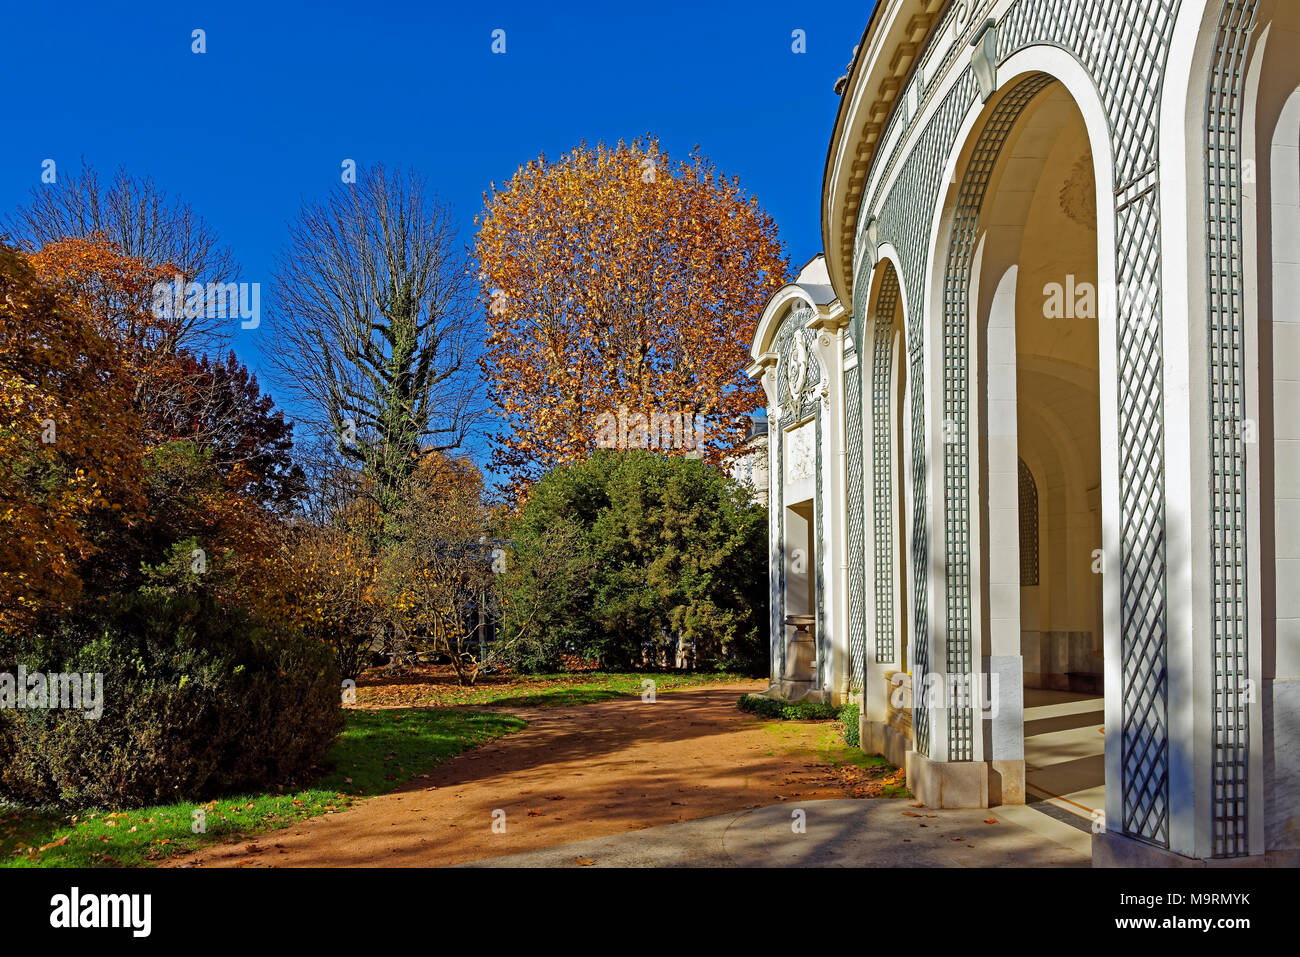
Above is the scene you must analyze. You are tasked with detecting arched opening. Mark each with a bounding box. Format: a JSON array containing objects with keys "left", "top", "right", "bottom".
[
  {"left": 965, "top": 81, "right": 1106, "bottom": 827},
  {"left": 871, "top": 264, "right": 910, "bottom": 671},
  {"left": 861, "top": 258, "right": 914, "bottom": 765}
]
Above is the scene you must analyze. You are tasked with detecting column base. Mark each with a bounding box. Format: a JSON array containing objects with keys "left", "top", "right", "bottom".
[
  {"left": 905, "top": 750, "right": 989, "bottom": 808},
  {"left": 1092, "top": 831, "right": 1300, "bottom": 867},
  {"left": 757, "top": 681, "right": 828, "bottom": 704},
  {"left": 990, "top": 759, "right": 1025, "bottom": 805},
  {"left": 862, "top": 719, "right": 910, "bottom": 768}
]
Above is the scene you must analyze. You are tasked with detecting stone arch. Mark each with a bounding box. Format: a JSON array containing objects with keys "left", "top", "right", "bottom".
[
  {"left": 847, "top": 12, "right": 1194, "bottom": 847},
  {"left": 856, "top": 254, "right": 914, "bottom": 764},
  {"left": 915, "top": 52, "right": 1123, "bottom": 821}
]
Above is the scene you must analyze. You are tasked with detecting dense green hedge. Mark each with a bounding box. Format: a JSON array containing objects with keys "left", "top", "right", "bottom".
[
  {"left": 840, "top": 701, "right": 861, "bottom": 747},
  {"left": 0, "top": 592, "right": 343, "bottom": 809},
  {"left": 499, "top": 450, "right": 769, "bottom": 674},
  {"left": 736, "top": 693, "right": 842, "bottom": 721}
]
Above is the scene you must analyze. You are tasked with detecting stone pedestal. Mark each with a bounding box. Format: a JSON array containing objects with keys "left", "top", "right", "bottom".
[
  {"left": 905, "top": 750, "right": 990, "bottom": 808},
  {"left": 989, "top": 759, "right": 1025, "bottom": 805},
  {"left": 774, "top": 615, "right": 819, "bottom": 701}
]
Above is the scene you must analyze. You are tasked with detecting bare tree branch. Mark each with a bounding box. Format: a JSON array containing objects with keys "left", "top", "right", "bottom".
[
  {"left": 5, "top": 161, "right": 238, "bottom": 352},
  {"left": 268, "top": 164, "right": 487, "bottom": 512}
]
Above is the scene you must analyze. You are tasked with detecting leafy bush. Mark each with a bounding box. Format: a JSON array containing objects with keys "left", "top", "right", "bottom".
[
  {"left": 736, "top": 693, "right": 842, "bottom": 721},
  {"left": 840, "top": 701, "right": 861, "bottom": 747},
  {"left": 0, "top": 592, "right": 344, "bottom": 809},
  {"left": 499, "top": 450, "right": 768, "bottom": 674}
]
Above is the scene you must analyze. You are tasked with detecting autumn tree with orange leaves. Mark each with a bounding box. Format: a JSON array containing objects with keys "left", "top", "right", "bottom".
[
  {"left": 0, "top": 247, "right": 144, "bottom": 631},
  {"left": 30, "top": 237, "right": 189, "bottom": 440},
  {"left": 475, "top": 137, "right": 788, "bottom": 492},
  {"left": 30, "top": 237, "right": 306, "bottom": 512},
  {"left": 3, "top": 238, "right": 309, "bottom": 631}
]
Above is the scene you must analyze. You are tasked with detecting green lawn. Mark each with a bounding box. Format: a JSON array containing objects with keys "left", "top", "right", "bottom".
[
  {"left": 357, "top": 669, "right": 754, "bottom": 709},
  {"left": 757, "top": 721, "right": 913, "bottom": 799},
  {"left": 0, "top": 707, "right": 525, "bottom": 868},
  {"left": 2, "top": 670, "right": 760, "bottom": 867}
]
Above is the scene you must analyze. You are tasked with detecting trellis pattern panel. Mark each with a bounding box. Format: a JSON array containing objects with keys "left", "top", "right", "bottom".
[
  {"left": 1001, "top": 0, "right": 1179, "bottom": 850},
  {"left": 872, "top": 64, "right": 981, "bottom": 761},
  {"left": 855, "top": 0, "right": 1184, "bottom": 844},
  {"left": 846, "top": 359, "right": 867, "bottom": 693},
  {"left": 872, "top": 270, "right": 902, "bottom": 664},
  {"left": 1019, "top": 458, "right": 1040, "bottom": 587},
  {"left": 863, "top": 0, "right": 1000, "bottom": 229},
  {"left": 941, "top": 73, "right": 1053, "bottom": 763},
  {"left": 909, "top": 350, "right": 930, "bottom": 756},
  {"left": 1205, "top": 0, "right": 1256, "bottom": 859}
]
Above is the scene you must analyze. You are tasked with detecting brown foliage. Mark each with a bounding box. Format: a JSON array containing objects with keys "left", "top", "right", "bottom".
[
  {"left": 0, "top": 246, "right": 144, "bottom": 629},
  {"left": 380, "top": 454, "right": 495, "bottom": 685},
  {"left": 476, "top": 136, "right": 788, "bottom": 494}
]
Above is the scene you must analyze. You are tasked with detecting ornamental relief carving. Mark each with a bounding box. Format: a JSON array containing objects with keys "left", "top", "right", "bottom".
[
  {"left": 785, "top": 420, "right": 816, "bottom": 484},
  {"left": 786, "top": 330, "right": 809, "bottom": 402},
  {"left": 776, "top": 305, "right": 820, "bottom": 416}
]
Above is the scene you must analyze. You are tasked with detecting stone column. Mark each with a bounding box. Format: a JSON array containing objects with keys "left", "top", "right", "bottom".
[{"left": 811, "top": 311, "right": 852, "bottom": 704}]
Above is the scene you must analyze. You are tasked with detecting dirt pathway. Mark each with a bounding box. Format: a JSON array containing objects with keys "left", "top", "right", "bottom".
[{"left": 166, "top": 682, "right": 894, "bottom": 868}]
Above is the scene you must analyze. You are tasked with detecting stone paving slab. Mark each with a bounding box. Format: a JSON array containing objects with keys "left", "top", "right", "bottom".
[{"left": 460, "top": 798, "right": 1091, "bottom": 867}]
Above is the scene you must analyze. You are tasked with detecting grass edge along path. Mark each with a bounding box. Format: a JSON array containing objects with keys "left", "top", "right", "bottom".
[
  {"left": 1, "top": 707, "right": 525, "bottom": 868},
  {"left": 355, "top": 670, "right": 755, "bottom": 709}
]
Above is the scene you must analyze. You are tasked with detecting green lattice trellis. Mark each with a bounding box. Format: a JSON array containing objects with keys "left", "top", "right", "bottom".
[{"left": 853, "top": 0, "right": 1184, "bottom": 845}]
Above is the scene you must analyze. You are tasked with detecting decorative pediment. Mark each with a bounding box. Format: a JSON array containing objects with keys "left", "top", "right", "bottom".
[{"left": 776, "top": 304, "right": 821, "bottom": 415}]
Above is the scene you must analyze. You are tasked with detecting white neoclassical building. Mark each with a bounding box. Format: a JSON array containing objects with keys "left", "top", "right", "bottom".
[{"left": 748, "top": 0, "right": 1298, "bottom": 866}]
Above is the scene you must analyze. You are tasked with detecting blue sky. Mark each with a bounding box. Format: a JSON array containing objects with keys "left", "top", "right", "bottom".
[{"left": 2, "top": 0, "right": 873, "bottom": 456}]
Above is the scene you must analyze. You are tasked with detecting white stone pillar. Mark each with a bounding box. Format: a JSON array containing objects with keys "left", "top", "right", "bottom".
[
  {"left": 749, "top": 354, "right": 782, "bottom": 690},
  {"left": 811, "top": 312, "right": 851, "bottom": 703},
  {"left": 982, "top": 263, "right": 1026, "bottom": 805}
]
